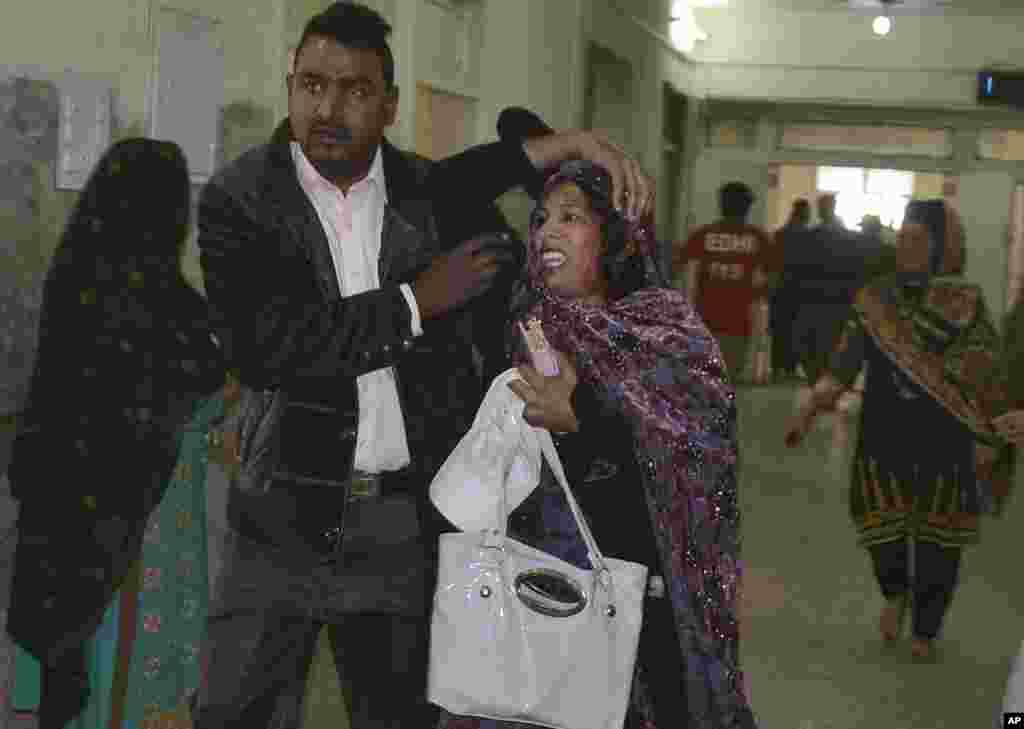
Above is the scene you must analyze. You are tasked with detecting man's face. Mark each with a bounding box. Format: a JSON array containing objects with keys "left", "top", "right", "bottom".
[{"left": 287, "top": 35, "right": 397, "bottom": 186}]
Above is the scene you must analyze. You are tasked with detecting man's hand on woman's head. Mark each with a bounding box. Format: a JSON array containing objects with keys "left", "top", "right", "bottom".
[
  {"left": 522, "top": 130, "right": 655, "bottom": 222},
  {"left": 508, "top": 350, "right": 580, "bottom": 434}
]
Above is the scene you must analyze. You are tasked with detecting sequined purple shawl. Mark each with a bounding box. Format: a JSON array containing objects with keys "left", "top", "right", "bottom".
[{"left": 516, "top": 163, "right": 754, "bottom": 727}]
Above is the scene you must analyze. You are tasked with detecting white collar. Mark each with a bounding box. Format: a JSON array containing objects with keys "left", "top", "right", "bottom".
[{"left": 290, "top": 141, "right": 387, "bottom": 202}]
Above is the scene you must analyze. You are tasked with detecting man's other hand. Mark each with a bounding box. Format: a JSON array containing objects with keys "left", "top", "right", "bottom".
[{"left": 412, "top": 232, "right": 516, "bottom": 320}]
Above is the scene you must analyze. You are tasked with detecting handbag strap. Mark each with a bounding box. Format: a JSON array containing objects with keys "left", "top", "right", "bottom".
[{"left": 534, "top": 428, "right": 610, "bottom": 578}]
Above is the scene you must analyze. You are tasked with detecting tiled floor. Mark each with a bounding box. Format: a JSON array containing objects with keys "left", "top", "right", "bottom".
[
  {"left": 736, "top": 385, "right": 1020, "bottom": 729},
  {"left": 2, "top": 385, "right": 1020, "bottom": 728}
]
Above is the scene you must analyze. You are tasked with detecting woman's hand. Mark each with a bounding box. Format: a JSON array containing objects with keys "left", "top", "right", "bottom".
[
  {"left": 783, "top": 411, "right": 815, "bottom": 448},
  {"left": 508, "top": 350, "right": 580, "bottom": 433},
  {"left": 975, "top": 442, "right": 999, "bottom": 482}
]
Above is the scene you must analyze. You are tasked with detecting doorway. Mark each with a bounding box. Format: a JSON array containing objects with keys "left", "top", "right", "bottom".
[
  {"left": 413, "top": 82, "right": 477, "bottom": 161},
  {"left": 771, "top": 164, "right": 944, "bottom": 236},
  {"left": 772, "top": 163, "right": 1016, "bottom": 324}
]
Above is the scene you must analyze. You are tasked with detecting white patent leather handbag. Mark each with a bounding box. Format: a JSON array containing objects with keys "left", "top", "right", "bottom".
[{"left": 428, "top": 370, "right": 648, "bottom": 729}]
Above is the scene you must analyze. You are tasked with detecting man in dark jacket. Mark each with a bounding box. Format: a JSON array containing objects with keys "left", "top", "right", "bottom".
[
  {"left": 192, "top": 4, "right": 653, "bottom": 728},
  {"left": 770, "top": 198, "right": 810, "bottom": 379},
  {"left": 784, "top": 220, "right": 898, "bottom": 386}
]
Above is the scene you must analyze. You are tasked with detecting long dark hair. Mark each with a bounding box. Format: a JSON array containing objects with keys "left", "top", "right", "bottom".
[{"left": 50, "top": 138, "right": 192, "bottom": 291}]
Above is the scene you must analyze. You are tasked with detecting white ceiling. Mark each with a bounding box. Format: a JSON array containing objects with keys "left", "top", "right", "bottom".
[{"left": 699, "top": 0, "right": 1024, "bottom": 15}]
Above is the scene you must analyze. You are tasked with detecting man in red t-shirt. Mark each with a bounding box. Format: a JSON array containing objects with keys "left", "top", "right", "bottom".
[{"left": 673, "top": 182, "right": 780, "bottom": 381}]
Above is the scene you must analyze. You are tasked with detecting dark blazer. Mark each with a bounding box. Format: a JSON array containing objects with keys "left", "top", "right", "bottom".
[
  {"left": 776, "top": 226, "right": 898, "bottom": 380},
  {"left": 197, "top": 120, "right": 537, "bottom": 603},
  {"left": 782, "top": 226, "right": 898, "bottom": 303}
]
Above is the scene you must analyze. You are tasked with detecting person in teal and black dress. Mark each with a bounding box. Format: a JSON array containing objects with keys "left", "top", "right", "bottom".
[{"left": 5, "top": 138, "right": 228, "bottom": 728}]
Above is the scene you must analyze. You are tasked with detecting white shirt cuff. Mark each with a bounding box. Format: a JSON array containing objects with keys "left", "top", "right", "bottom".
[{"left": 399, "top": 283, "right": 424, "bottom": 337}]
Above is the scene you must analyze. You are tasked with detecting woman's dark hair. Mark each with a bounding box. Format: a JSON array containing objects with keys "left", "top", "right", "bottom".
[
  {"left": 905, "top": 198, "right": 967, "bottom": 275},
  {"left": 297, "top": 2, "right": 395, "bottom": 88},
  {"left": 61, "top": 138, "right": 191, "bottom": 275},
  {"left": 527, "top": 181, "right": 647, "bottom": 304},
  {"left": 594, "top": 200, "right": 647, "bottom": 301}
]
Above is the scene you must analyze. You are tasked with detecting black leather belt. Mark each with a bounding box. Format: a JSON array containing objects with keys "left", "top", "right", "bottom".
[
  {"left": 320, "top": 468, "right": 421, "bottom": 557},
  {"left": 348, "top": 469, "right": 384, "bottom": 501},
  {"left": 229, "top": 466, "right": 416, "bottom": 560}
]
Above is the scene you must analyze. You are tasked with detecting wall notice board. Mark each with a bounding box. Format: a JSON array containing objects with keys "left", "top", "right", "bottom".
[{"left": 148, "top": 6, "right": 224, "bottom": 185}]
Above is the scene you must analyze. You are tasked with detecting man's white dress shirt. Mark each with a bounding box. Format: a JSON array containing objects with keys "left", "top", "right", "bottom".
[{"left": 291, "top": 142, "right": 423, "bottom": 474}]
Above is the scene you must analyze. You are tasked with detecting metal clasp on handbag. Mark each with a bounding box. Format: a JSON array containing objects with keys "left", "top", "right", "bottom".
[
  {"left": 514, "top": 569, "right": 588, "bottom": 618},
  {"left": 479, "top": 528, "right": 507, "bottom": 564}
]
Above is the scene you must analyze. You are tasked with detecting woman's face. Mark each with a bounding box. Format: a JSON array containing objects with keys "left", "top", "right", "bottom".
[
  {"left": 895, "top": 222, "right": 932, "bottom": 273},
  {"left": 535, "top": 181, "right": 609, "bottom": 306}
]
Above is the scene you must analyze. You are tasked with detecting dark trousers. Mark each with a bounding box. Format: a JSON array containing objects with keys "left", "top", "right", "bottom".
[
  {"left": 193, "top": 609, "right": 432, "bottom": 729},
  {"left": 193, "top": 522, "right": 435, "bottom": 729},
  {"left": 769, "top": 292, "right": 797, "bottom": 375},
  {"left": 868, "top": 539, "right": 963, "bottom": 640}
]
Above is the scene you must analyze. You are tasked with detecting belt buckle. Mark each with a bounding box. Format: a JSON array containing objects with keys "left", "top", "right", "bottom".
[{"left": 349, "top": 471, "right": 381, "bottom": 502}]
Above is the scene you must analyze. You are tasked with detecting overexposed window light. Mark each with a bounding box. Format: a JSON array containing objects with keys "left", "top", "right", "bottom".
[
  {"left": 873, "top": 16, "right": 892, "bottom": 36},
  {"left": 670, "top": 1, "right": 709, "bottom": 54}
]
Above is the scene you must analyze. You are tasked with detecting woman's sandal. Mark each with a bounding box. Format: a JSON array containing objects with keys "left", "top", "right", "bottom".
[{"left": 879, "top": 595, "right": 907, "bottom": 641}]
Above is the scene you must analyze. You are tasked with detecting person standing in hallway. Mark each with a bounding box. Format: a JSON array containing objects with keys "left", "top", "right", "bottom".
[
  {"left": 191, "top": 3, "right": 655, "bottom": 728},
  {"left": 784, "top": 200, "right": 1017, "bottom": 661},
  {"left": 770, "top": 198, "right": 811, "bottom": 380},
  {"left": 675, "top": 181, "right": 780, "bottom": 382},
  {"left": 815, "top": 192, "right": 845, "bottom": 232},
  {"left": 4, "top": 138, "right": 228, "bottom": 728},
  {"left": 785, "top": 197, "right": 899, "bottom": 452},
  {"left": 439, "top": 160, "right": 756, "bottom": 729}
]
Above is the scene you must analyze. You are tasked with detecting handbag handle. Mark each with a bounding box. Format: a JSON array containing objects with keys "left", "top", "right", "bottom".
[
  {"left": 486, "top": 372, "right": 613, "bottom": 586},
  {"left": 534, "top": 428, "right": 611, "bottom": 580}
]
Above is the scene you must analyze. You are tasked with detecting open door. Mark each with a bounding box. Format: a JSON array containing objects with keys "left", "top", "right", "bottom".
[{"left": 414, "top": 82, "right": 477, "bottom": 161}]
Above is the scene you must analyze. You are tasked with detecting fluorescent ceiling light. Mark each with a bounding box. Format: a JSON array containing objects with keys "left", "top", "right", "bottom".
[
  {"left": 672, "top": 0, "right": 726, "bottom": 14},
  {"left": 873, "top": 16, "right": 892, "bottom": 35},
  {"left": 669, "top": 1, "right": 709, "bottom": 53}
]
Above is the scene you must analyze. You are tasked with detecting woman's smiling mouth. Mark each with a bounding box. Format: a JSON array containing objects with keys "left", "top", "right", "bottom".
[{"left": 541, "top": 250, "right": 568, "bottom": 270}]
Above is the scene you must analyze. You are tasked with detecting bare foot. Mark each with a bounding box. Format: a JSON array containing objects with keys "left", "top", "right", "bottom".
[
  {"left": 910, "top": 638, "right": 934, "bottom": 660},
  {"left": 880, "top": 596, "right": 905, "bottom": 641}
]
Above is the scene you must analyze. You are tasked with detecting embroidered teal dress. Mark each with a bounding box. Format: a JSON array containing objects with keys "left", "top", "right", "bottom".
[{"left": 9, "top": 393, "right": 222, "bottom": 728}]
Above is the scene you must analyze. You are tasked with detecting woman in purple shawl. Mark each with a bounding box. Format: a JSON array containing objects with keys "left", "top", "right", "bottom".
[{"left": 438, "top": 160, "right": 757, "bottom": 728}]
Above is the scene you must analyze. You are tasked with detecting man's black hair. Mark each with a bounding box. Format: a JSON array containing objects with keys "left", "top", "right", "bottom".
[
  {"left": 297, "top": 2, "right": 396, "bottom": 88},
  {"left": 790, "top": 198, "right": 811, "bottom": 225},
  {"left": 720, "top": 182, "right": 754, "bottom": 221}
]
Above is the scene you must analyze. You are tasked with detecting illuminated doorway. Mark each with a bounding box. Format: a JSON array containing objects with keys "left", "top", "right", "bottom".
[{"left": 771, "top": 164, "right": 945, "bottom": 236}]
